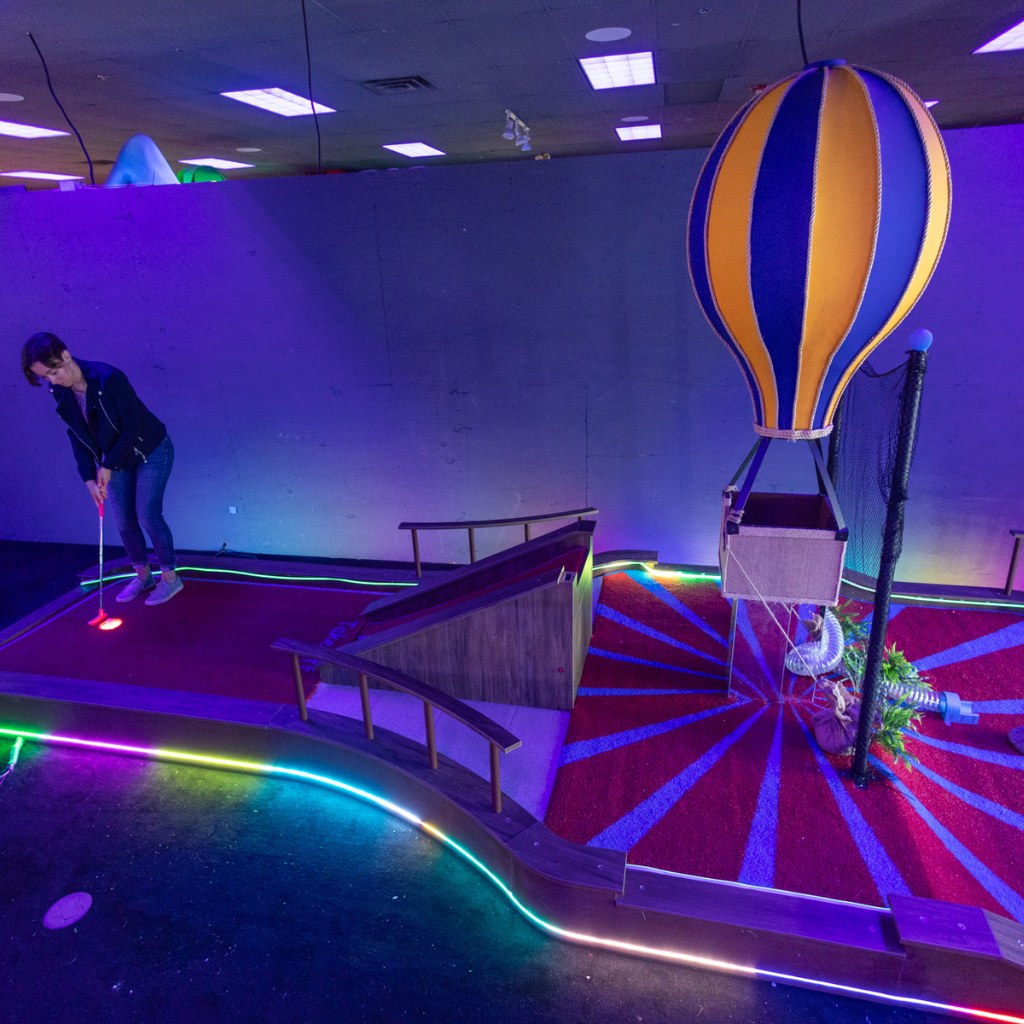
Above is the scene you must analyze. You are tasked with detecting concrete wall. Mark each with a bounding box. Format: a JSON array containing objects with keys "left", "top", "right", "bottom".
[{"left": 2, "top": 126, "right": 1022, "bottom": 584}]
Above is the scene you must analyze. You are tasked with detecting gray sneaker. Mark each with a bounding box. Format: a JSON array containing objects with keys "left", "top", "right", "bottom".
[
  {"left": 145, "top": 576, "right": 184, "bottom": 606},
  {"left": 116, "top": 573, "right": 156, "bottom": 603}
]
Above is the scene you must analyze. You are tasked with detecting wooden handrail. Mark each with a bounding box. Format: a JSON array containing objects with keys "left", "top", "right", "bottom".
[
  {"left": 398, "top": 506, "right": 598, "bottom": 577},
  {"left": 272, "top": 637, "right": 521, "bottom": 813}
]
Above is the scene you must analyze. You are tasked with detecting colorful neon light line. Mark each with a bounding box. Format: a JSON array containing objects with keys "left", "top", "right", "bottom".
[
  {"left": 0, "top": 724, "right": 1020, "bottom": 1023},
  {"left": 79, "top": 566, "right": 420, "bottom": 588}
]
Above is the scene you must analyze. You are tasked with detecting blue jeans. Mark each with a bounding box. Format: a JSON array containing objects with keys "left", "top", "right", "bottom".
[{"left": 107, "top": 435, "right": 177, "bottom": 571}]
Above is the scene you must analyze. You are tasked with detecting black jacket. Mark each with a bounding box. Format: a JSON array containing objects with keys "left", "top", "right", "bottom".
[{"left": 50, "top": 359, "right": 167, "bottom": 482}]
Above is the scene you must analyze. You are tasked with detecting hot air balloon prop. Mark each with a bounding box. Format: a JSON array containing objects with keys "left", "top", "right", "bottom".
[{"left": 688, "top": 59, "right": 951, "bottom": 606}]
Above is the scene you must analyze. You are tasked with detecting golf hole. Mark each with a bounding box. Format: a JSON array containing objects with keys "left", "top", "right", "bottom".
[{"left": 99, "top": 618, "right": 123, "bottom": 630}]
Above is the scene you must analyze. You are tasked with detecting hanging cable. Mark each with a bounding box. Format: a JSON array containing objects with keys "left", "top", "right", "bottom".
[
  {"left": 796, "top": 0, "right": 809, "bottom": 66},
  {"left": 27, "top": 33, "right": 95, "bottom": 185},
  {"left": 300, "top": 0, "right": 322, "bottom": 174}
]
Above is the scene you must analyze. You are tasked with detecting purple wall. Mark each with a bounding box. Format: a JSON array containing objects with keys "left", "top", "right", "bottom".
[{"left": 2, "top": 126, "right": 1022, "bottom": 585}]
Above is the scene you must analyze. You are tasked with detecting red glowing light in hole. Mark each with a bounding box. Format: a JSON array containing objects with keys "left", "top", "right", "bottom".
[{"left": 99, "top": 618, "right": 123, "bottom": 631}]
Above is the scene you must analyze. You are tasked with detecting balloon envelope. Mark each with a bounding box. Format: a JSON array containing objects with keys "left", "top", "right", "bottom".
[{"left": 688, "top": 61, "right": 950, "bottom": 437}]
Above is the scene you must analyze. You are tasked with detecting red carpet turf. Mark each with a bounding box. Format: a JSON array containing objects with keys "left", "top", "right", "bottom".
[
  {"left": 544, "top": 570, "right": 1024, "bottom": 922},
  {"left": 0, "top": 573, "right": 390, "bottom": 704}
]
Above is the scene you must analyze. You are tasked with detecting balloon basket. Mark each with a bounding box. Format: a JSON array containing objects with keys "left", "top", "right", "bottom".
[
  {"left": 719, "top": 491, "right": 846, "bottom": 606},
  {"left": 718, "top": 437, "right": 848, "bottom": 607}
]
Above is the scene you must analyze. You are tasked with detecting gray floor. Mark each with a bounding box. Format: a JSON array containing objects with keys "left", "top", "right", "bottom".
[{"left": 308, "top": 683, "right": 570, "bottom": 820}]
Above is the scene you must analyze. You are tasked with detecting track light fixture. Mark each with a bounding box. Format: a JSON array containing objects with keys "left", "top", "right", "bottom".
[{"left": 502, "top": 109, "right": 531, "bottom": 152}]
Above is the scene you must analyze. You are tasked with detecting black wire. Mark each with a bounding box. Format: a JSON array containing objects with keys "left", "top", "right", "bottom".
[
  {"left": 300, "top": 0, "right": 322, "bottom": 175},
  {"left": 27, "top": 32, "right": 95, "bottom": 185},
  {"left": 797, "top": 0, "right": 809, "bottom": 66}
]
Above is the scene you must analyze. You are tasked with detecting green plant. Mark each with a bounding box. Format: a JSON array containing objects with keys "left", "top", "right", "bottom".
[
  {"left": 873, "top": 696, "right": 925, "bottom": 769},
  {"left": 830, "top": 613, "right": 930, "bottom": 770}
]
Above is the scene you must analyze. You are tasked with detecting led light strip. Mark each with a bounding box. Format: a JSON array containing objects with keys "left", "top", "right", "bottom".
[
  {"left": 79, "top": 566, "right": 420, "bottom": 588},
  {"left": 840, "top": 577, "right": 1024, "bottom": 611},
  {"left": 1, "top": 725, "right": 1019, "bottom": 1022}
]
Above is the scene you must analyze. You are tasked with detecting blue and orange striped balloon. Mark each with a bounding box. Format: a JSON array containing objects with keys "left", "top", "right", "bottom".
[{"left": 688, "top": 60, "right": 951, "bottom": 438}]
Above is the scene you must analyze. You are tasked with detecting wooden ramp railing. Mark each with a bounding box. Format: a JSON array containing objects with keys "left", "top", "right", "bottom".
[
  {"left": 399, "top": 506, "right": 598, "bottom": 576},
  {"left": 272, "top": 637, "right": 521, "bottom": 813}
]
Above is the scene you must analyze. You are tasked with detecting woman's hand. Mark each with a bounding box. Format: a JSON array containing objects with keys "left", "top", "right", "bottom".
[{"left": 87, "top": 467, "right": 110, "bottom": 508}]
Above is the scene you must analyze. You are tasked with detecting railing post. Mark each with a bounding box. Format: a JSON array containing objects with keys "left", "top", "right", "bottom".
[
  {"left": 489, "top": 743, "right": 501, "bottom": 813},
  {"left": 411, "top": 529, "right": 422, "bottom": 578},
  {"left": 291, "top": 653, "right": 309, "bottom": 722},
  {"left": 524, "top": 522, "right": 531, "bottom": 542},
  {"left": 357, "top": 672, "right": 374, "bottom": 740},
  {"left": 1005, "top": 531, "right": 1024, "bottom": 596},
  {"left": 468, "top": 527, "right": 476, "bottom": 563},
  {"left": 424, "top": 703, "right": 438, "bottom": 769}
]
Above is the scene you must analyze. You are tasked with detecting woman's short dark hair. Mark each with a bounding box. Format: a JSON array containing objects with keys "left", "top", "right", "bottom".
[{"left": 21, "top": 332, "right": 67, "bottom": 386}]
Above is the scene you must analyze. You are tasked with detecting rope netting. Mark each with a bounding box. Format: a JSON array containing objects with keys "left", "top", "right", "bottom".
[{"left": 828, "top": 359, "right": 910, "bottom": 584}]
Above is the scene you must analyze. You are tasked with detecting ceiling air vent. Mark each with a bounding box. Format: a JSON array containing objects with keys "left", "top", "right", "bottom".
[{"left": 361, "top": 76, "right": 435, "bottom": 96}]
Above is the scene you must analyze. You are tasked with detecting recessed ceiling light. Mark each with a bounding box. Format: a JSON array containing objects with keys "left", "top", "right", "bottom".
[
  {"left": 0, "top": 93, "right": 25, "bottom": 102},
  {"left": 236, "top": 147, "right": 262, "bottom": 153},
  {"left": 585, "top": 27, "right": 632, "bottom": 42},
  {"left": 975, "top": 17, "right": 1024, "bottom": 52},
  {"left": 179, "top": 158, "right": 255, "bottom": 169},
  {"left": 0, "top": 170, "right": 84, "bottom": 181},
  {"left": 382, "top": 143, "right": 445, "bottom": 157},
  {"left": 579, "top": 52, "right": 655, "bottom": 90},
  {"left": 621, "top": 115, "right": 650, "bottom": 122},
  {"left": 924, "top": 100, "right": 939, "bottom": 108},
  {"left": 0, "top": 119, "right": 69, "bottom": 139},
  {"left": 616, "top": 124, "right": 662, "bottom": 141},
  {"left": 220, "top": 88, "right": 335, "bottom": 117}
]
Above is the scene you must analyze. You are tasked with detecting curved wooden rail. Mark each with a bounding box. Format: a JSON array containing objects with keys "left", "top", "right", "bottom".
[
  {"left": 272, "top": 637, "right": 521, "bottom": 812},
  {"left": 398, "top": 506, "right": 598, "bottom": 576}
]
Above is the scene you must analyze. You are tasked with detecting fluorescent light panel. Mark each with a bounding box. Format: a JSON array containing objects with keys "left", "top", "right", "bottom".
[
  {"left": 179, "top": 158, "right": 255, "bottom": 169},
  {"left": 616, "top": 123, "right": 662, "bottom": 141},
  {"left": 579, "top": 52, "right": 655, "bottom": 90},
  {"left": 1, "top": 170, "right": 83, "bottom": 181},
  {"left": 975, "top": 17, "right": 1024, "bottom": 52},
  {"left": 0, "top": 119, "right": 69, "bottom": 139},
  {"left": 383, "top": 142, "right": 445, "bottom": 157},
  {"left": 220, "top": 88, "right": 335, "bottom": 117}
]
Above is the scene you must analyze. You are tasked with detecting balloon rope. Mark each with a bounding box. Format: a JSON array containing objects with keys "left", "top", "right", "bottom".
[
  {"left": 725, "top": 547, "right": 821, "bottom": 699},
  {"left": 796, "top": 0, "right": 809, "bottom": 65}
]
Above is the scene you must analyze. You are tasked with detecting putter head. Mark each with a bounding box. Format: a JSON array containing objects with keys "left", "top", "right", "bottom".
[{"left": 89, "top": 610, "right": 107, "bottom": 626}]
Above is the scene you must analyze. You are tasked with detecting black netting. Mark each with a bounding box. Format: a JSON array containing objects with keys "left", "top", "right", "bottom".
[{"left": 828, "top": 359, "right": 909, "bottom": 582}]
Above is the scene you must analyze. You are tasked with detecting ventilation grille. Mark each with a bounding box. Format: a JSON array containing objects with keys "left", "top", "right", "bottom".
[{"left": 361, "top": 75, "right": 434, "bottom": 95}]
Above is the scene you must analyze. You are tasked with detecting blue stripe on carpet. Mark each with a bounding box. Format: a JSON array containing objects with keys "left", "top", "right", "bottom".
[
  {"left": 914, "top": 619, "right": 1024, "bottom": 672},
  {"left": 908, "top": 758, "right": 1024, "bottom": 832},
  {"left": 972, "top": 698, "right": 1024, "bottom": 715},
  {"left": 624, "top": 571, "right": 729, "bottom": 646},
  {"left": 597, "top": 604, "right": 726, "bottom": 665},
  {"left": 587, "top": 647, "right": 728, "bottom": 679},
  {"left": 587, "top": 648, "right": 763, "bottom": 700},
  {"left": 577, "top": 687, "right": 735, "bottom": 697},
  {"left": 587, "top": 705, "right": 771, "bottom": 850},
  {"left": 869, "top": 756, "right": 1024, "bottom": 923},
  {"left": 737, "top": 706, "right": 784, "bottom": 887},
  {"left": 908, "top": 732, "right": 1024, "bottom": 769},
  {"left": 559, "top": 701, "right": 746, "bottom": 766},
  {"left": 735, "top": 600, "right": 781, "bottom": 700},
  {"left": 792, "top": 707, "right": 910, "bottom": 903}
]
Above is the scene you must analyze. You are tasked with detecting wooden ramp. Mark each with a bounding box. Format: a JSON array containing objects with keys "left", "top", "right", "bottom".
[{"left": 319, "top": 520, "right": 596, "bottom": 711}]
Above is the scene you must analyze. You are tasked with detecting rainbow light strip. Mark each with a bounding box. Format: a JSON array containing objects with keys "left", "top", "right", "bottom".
[
  {"left": 1, "top": 725, "right": 1021, "bottom": 1022},
  {"left": 79, "top": 566, "right": 420, "bottom": 588}
]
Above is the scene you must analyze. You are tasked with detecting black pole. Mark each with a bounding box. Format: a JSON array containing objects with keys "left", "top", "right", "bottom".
[{"left": 852, "top": 334, "right": 931, "bottom": 787}]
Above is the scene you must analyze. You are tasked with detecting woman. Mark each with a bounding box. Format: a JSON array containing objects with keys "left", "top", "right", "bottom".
[{"left": 22, "top": 332, "right": 183, "bottom": 606}]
